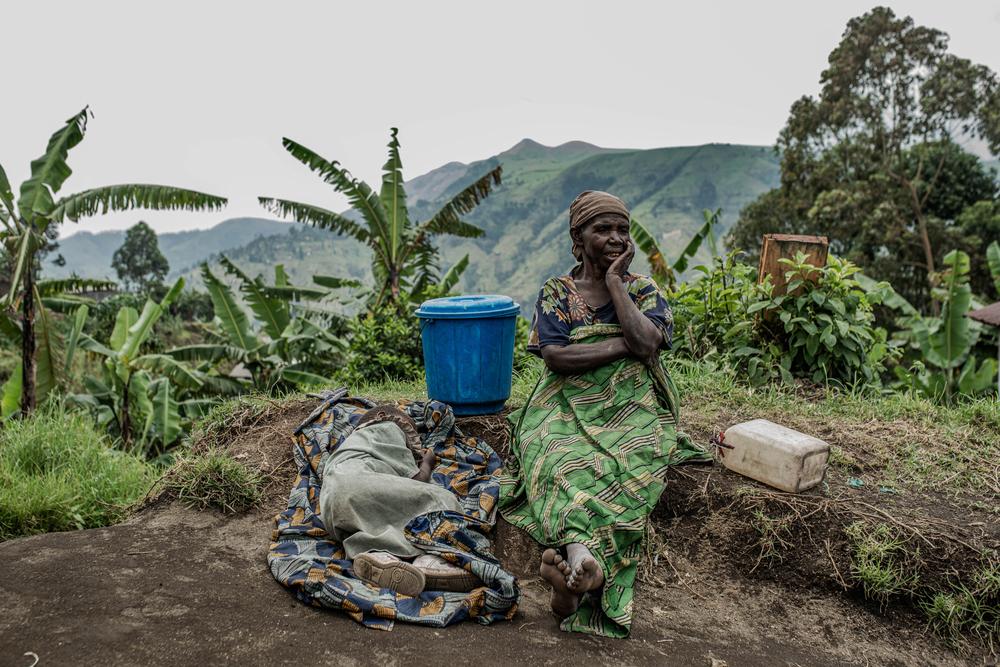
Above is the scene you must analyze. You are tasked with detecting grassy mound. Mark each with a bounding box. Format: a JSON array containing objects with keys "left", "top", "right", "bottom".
[{"left": 0, "top": 405, "right": 154, "bottom": 540}]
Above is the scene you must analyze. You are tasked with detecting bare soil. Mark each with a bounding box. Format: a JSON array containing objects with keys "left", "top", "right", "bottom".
[{"left": 1, "top": 399, "right": 995, "bottom": 666}]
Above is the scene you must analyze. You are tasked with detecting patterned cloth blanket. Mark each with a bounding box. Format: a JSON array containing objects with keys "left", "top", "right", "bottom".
[{"left": 268, "top": 388, "right": 520, "bottom": 630}]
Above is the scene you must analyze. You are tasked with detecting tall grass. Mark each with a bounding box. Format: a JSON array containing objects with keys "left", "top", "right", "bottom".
[{"left": 0, "top": 405, "right": 154, "bottom": 540}]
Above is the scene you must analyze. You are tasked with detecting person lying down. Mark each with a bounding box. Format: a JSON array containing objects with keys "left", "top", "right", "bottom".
[{"left": 319, "top": 404, "right": 480, "bottom": 596}]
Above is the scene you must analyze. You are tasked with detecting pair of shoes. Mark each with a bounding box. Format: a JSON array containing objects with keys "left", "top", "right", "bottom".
[
  {"left": 353, "top": 552, "right": 425, "bottom": 596},
  {"left": 413, "top": 554, "right": 482, "bottom": 592}
]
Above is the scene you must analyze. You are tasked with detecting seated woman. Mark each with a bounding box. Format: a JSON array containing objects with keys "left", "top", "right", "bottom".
[
  {"left": 320, "top": 404, "right": 480, "bottom": 596},
  {"left": 498, "top": 191, "right": 708, "bottom": 638}
]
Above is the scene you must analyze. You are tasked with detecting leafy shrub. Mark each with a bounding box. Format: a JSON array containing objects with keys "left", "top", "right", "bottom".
[
  {"left": 0, "top": 405, "right": 154, "bottom": 539},
  {"left": 341, "top": 304, "right": 423, "bottom": 387},
  {"left": 671, "top": 251, "right": 765, "bottom": 362},
  {"left": 762, "top": 253, "right": 892, "bottom": 386},
  {"left": 671, "top": 251, "right": 892, "bottom": 388}
]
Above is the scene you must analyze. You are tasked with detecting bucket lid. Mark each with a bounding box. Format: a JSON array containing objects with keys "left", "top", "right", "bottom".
[{"left": 415, "top": 294, "right": 520, "bottom": 319}]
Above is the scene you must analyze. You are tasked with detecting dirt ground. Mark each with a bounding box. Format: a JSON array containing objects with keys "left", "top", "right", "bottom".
[{"left": 0, "top": 400, "right": 993, "bottom": 666}]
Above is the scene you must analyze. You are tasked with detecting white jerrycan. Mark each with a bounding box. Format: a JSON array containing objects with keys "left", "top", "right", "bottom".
[{"left": 720, "top": 419, "right": 830, "bottom": 493}]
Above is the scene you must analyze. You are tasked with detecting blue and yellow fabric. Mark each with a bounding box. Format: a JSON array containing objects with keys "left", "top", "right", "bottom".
[{"left": 268, "top": 388, "right": 520, "bottom": 630}]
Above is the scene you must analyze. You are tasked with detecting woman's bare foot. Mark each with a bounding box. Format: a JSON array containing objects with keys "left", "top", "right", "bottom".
[
  {"left": 565, "top": 543, "right": 605, "bottom": 594},
  {"left": 540, "top": 548, "right": 580, "bottom": 618}
]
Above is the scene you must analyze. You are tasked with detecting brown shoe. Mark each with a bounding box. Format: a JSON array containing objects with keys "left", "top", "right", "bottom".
[
  {"left": 414, "top": 554, "right": 482, "bottom": 592},
  {"left": 354, "top": 552, "right": 425, "bottom": 596}
]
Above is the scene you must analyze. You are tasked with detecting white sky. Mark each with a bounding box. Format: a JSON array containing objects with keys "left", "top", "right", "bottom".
[{"left": 2, "top": 1, "right": 998, "bottom": 238}]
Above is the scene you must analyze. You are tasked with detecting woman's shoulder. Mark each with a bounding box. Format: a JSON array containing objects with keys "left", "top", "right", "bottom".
[
  {"left": 624, "top": 272, "right": 662, "bottom": 293},
  {"left": 537, "top": 275, "right": 574, "bottom": 300}
]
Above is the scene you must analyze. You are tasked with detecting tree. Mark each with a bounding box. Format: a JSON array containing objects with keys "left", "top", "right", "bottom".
[
  {"left": 727, "top": 7, "right": 1000, "bottom": 311},
  {"left": 0, "top": 108, "right": 226, "bottom": 415},
  {"left": 259, "top": 127, "right": 502, "bottom": 309},
  {"left": 112, "top": 221, "right": 169, "bottom": 293}
]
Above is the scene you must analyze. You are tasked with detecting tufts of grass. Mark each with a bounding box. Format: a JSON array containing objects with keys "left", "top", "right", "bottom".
[
  {"left": 0, "top": 405, "right": 154, "bottom": 540},
  {"left": 922, "top": 592, "right": 967, "bottom": 642},
  {"left": 164, "top": 449, "right": 265, "bottom": 513},
  {"left": 845, "top": 522, "right": 920, "bottom": 609},
  {"left": 348, "top": 378, "right": 426, "bottom": 404},
  {"left": 749, "top": 509, "right": 794, "bottom": 571},
  {"left": 922, "top": 556, "right": 1000, "bottom": 645}
]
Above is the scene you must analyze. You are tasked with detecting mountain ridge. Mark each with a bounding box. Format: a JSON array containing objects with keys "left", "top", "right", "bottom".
[{"left": 47, "top": 139, "right": 782, "bottom": 309}]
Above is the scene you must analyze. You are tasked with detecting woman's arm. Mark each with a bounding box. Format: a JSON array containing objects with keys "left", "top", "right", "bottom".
[
  {"left": 605, "top": 242, "right": 663, "bottom": 362},
  {"left": 540, "top": 337, "right": 632, "bottom": 375}
]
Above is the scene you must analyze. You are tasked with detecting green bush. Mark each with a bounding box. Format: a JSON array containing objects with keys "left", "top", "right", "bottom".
[
  {"left": 0, "top": 405, "right": 154, "bottom": 540},
  {"left": 671, "top": 251, "right": 892, "bottom": 388},
  {"left": 671, "top": 250, "right": 765, "bottom": 361},
  {"left": 762, "top": 253, "right": 893, "bottom": 386},
  {"left": 341, "top": 304, "right": 424, "bottom": 387}
]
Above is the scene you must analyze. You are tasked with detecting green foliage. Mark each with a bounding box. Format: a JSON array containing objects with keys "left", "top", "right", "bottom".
[
  {"left": 632, "top": 208, "right": 722, "bottom": 290},
  {"left": 164, "top": 449, "right": 263, "bottom": 513},
  {"left": 671, "top": 251, "right": 890, "bottom": 387},
  {"left": 112, "top": 221, "right": 169, "bottom": 293},
  {"left": 196, "top": 258, "right": 347, "bottom": 391},
  {"left": 0, "top": 297, "right": 96, "bottom": 420},
  {"left": 988, "top": 240, "right": 1000, "bottom": 296},
  {"left": 727, "top": 7, "right": 1000, "bottom": 311},
  {"left": 341, "top": 303, "right": 423, "bottom": 387},
  {"left": 921, "top": 557, "right": 1000, "bottom": 644},
  {"left": 765, "top": 253, "right": 892, "bottom": 386},
  {"left": 0, "top": 107, "right": 226, "bottom": 415},
  {"left": 877, "top": 250, "right": 998, "bottom": 401},
  {"left": 69, "top": 279, "right": 217, "bottom": 455},
  {"left": 0, "top": 403, "right": 153, "bottom": 539},
  {"left": 260, "top": 128, "right": 501, "bottom": 308},
  {"left": 670, "top": 251, "right": 764, "bottom": 361}
]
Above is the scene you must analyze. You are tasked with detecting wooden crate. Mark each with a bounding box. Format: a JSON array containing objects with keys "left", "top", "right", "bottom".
[{"left": 757, "top": 234, "right": 829, "bottom": 296}]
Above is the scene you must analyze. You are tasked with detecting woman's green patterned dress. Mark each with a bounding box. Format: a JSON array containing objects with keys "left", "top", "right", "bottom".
[{"left": 498, "top": 273, "right": 708, "bottom": 638}]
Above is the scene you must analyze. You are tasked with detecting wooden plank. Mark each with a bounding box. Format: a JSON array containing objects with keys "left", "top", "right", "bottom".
[{"left": 757, "top": 233, "right": 829, "bottom": 296}]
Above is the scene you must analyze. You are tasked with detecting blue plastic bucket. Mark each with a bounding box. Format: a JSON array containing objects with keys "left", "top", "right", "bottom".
[{"left": 415, "top": 295, "right": 520, "bottom": 416}]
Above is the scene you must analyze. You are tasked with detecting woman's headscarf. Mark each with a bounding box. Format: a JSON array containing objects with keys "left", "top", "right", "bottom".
[{"left": 568, "top": 191, "right": 630, "bottom": 261}]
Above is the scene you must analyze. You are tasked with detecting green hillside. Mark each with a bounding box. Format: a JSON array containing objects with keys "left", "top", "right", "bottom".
[
  {"left": 48, "top": 218, "right": 295, "bottom": 280},
  {"left": 49, "top": 140, "right": 781, "bottom": 312},
  {"left": 413, "top": 141, "right": 780, "bottom": 309}
]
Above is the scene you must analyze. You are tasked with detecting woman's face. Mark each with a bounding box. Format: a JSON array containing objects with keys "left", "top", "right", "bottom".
[{"left": 575, "top": 213, "right": 630, "bottom": 270}]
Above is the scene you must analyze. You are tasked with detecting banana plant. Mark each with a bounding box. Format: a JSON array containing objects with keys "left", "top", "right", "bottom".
[
  {"left": 988, "top": 241, "right": 1000, "bottom": 296},
  {"left": 863, "top": 250, "right": 997, "bottom": 402},
  {"left": 0, "top": 277, "right": 115, "bottom": 419},
  {"left": 69, "top": 279, "right": 208, "bottom": 454},
  {"left": 632, "top": 208, "right": 722, "bottom": 291},
  {"left": 259, "top": 127, "right": 501, "bottom": 308},
  {"left": 0, "top": 108, "right": 226, "bottom": 415},
  {"left": 190, "top": 258, "right": 350, "bottom": 390}
]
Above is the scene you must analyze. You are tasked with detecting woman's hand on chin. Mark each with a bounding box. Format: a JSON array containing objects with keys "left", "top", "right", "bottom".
[{"left": 605, "top": 240, "right": 634, "bottom": 284}]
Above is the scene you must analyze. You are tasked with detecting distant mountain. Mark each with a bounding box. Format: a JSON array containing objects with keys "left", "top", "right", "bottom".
[
  {"left": 411, "top": 141, "right": 780, "bottom": 309},
  {"left": 49, "top": 140, "right": 782, "bottom": 313},
  {"left": 47, "top": 218, "right": 295, "bottom": 280}
]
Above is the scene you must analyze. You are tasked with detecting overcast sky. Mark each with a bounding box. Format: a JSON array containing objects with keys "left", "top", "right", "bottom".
[{"left": 3, "top": 1, "right": 999, "bottom": 238}]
